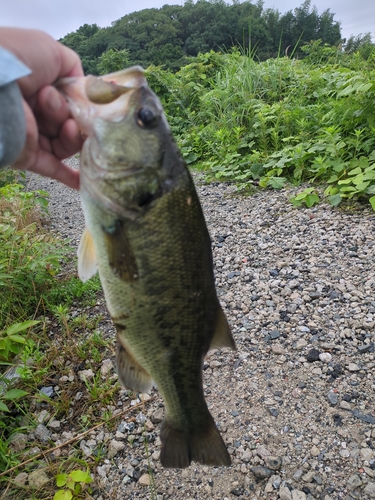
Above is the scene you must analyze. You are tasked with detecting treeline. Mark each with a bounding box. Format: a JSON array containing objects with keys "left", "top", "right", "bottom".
[{"left": 60, "top": 0, "right": 342, "bottom": 73}]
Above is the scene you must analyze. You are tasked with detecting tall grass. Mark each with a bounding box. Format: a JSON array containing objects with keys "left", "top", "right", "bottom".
[{"left": 147, "top": 43, "right": 375, "bottom": 207}]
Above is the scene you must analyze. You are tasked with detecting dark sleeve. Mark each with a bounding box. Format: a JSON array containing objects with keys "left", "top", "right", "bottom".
[{"left": 0, "top": 47, "right": 31, "bottom": 168}]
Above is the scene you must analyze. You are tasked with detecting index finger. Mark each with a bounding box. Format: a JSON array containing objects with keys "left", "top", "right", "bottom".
[{"left": 0, "top": 28, "right": 83, "bottom": 98}]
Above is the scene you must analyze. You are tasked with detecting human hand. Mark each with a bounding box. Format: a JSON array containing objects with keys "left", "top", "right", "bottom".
[{"left": 0, "top": 28, "right": 84, "bottom": 189}]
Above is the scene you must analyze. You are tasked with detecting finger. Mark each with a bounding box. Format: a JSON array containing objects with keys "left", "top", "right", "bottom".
[
  {"left": 51, "top": 119, "right": 84, "bottom": 159},
  {"left": 26, "top": 149, "right": 80, "bottom": 190},
  {"left": 36, "top": 85, "right": 71, "bottom": 137},
  {"left": 0, "top": 29, "right": 83, "bottom": 98}
]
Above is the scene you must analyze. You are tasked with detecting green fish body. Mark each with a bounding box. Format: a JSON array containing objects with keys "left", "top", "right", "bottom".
[{"left": 57, "top": 67, "right": 235, "bottom": 468}]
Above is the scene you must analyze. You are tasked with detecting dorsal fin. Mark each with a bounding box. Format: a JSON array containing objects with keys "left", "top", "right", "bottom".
[{"left": 77, "top": 227, "right": 98, "bottom": 282}]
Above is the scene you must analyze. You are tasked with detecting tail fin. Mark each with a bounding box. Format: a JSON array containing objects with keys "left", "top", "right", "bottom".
[{"left": 160, "top": 416, "right": 231, "bottom": 468}]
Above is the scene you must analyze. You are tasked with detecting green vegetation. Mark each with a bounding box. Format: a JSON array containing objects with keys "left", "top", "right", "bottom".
[
  {"left": 145, "top": 38, "right": 375, "bottom": 210},
  {"left": 60, "top": 0, "right": 342, "bottom": 73}
]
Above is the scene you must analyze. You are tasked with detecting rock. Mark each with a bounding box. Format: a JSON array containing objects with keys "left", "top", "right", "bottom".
[
  {"left": 364, "top": 482, "right": 375, "bottom": 498},
  {"left": 13, "top": 472, "right": 28, "bottom": 486},
  {"left": 107, "top": 439, "right": 125, "bottom": 459},
  {"left": 9, "top": 433, "right": 28, "bottom": 452},
  {"left": 310, "top": 445, "right": 320, "bottom": 457},
  {"left": 100, "top": 359, "right": 114, "bottom": 377},
  {"left": 291, "top": 490, "right": 307, "bottom": 500},
  {"left": 78, "top": 369, "right": 95, "bottom": 381},
  {"left": 250, "top": 466, "right": 273, "bottom": 479},
  {"left": 319, "top": 352, "right": 332, "bottom": 363},
  {"left": 339, "top": 401, "right": 351, "bottom": 410},
  {"left": 306, "top": 349, "right": 320, "bottom": 362},
  {"left": 47, "top": 420, "right": 61, "bottom": 431},
  {"left": 256, "top": 445, "right": 271, "bottom": 459},
  {"left": 361, "top": 448, "right": 374, "bottom": 461},
  {"left": 327, "top": 391, "right": 338, "bottom": 405},
  {"left": 347, "top": 474, "right": 362, "bottom": 491},
  {"left": 28, "top": 470, "right": 49, "bottom": 488},
  {"left": 358, "top": 343, "right": 374, "bottom": 354},
  {"left": 266, "top": 456, "right": 282, "bottom": 470},
  {"left": 138, "top": 474, "right": 151, "bottom": 486},
  {"left": 270, "top": 330, "right": 281, "bottom": 340},
  {"left": 34, "top": 424, "right": 51, "bottom": 443},
  {"left": 279, "top": 484, "right": 292, "bottom": 500},
  {"left": 241, "top": 450, "right": 252, "bottom": 463},
  {"left": 348, "top": 363, "right": 359, "bottom": 372},
  {"left": 151, "top": 408, "right": 164, "bottom": 423},
  {"left": 39, "top": 386, "right": 54, "bottom": 398},
  {"left": 352, "top": 410, "right": 375, "bottom": 424},
  {"left": 272, "top": 343, "right": 285, "bottom": 355}
]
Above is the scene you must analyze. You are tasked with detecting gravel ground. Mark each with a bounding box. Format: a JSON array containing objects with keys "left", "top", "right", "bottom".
[{"left": 26, "top": 156, "right": 375, "bottom": 500}]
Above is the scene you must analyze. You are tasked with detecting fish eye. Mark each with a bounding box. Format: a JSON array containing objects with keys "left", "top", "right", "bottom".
[{"left": 137, "top": 107, "right": 157, "bottom": 128}]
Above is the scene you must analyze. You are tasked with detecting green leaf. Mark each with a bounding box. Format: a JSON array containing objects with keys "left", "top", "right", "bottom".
[
  {"left": 3, "top": 389, "right": 28, "bottom": 400},
  {"left": 6, "top": 320, "right": 39, "bottom": 336},
  {"left": 370, "top": 196, "right": 375, "bottom": 211},
  {"left": 0, "top": 401, "right": 10, "bottom": 412},
  {"left": 8, "top": 334, "right": 26, "bottom": 344},
  {"left": 56, "top": 474, "right": 68, "bottom": 487},
  {"left": 70, "top": 470, "right": 92, "bottom": 483},
  {"left": 54, "top": 490, "right": 73, "bottom": 500},
  {"left": 305, "top": 194, "right": 319, "bottom": 207},
  {"left": 328, "top": 194, "right": 342, "bottom": 206}
]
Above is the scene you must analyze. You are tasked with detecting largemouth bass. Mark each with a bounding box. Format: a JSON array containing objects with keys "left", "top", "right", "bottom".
[{"left": 57, "top": 67, "right": 235, "bottom": 468}]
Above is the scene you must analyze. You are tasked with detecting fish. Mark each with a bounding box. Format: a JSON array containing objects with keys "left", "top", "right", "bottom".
[{"left": 56, "top": 66, "right": 235, "bottom": 468}]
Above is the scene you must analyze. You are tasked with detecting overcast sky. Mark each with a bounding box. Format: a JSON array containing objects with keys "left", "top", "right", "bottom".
[{"left": 1, "top": 0, "right": 374, "bottom": 43}]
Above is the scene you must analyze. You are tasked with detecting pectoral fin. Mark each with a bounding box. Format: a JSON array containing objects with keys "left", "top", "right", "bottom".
[
  {"left": 116, "top": 338, "right": 153, "bottom": 393},
  {"left": 77, "top": 227, "right": 98, "bottom": 282},
  {"left": 209, "top": 306, "right": 236, "bottom": 351}
]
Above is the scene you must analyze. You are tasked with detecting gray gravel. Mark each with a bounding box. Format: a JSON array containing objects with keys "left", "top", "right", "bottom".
[{"left": 26, "top": 156, "right": 375, "bottom": 499}]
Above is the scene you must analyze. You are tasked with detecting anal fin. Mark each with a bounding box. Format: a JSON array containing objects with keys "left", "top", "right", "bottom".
[
  {"left": 209, "top": 305, "right": 236, "bottom": 351},
  {"left": 116, "top": 338, "right": 152, "bottom": 393},
  {"left": 77, "top": 227, "right": 98, "bottom": 282}
]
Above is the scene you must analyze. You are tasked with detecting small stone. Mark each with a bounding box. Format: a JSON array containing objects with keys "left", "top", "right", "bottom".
[
  {"left": 270, "top": 330, "right": 281, "bottom": 340},
  {"left": 309, "top": 291, "right": 321, "bottom": 300},
  {"left": 279, "top": 484, "right": 292, "bottom": 500},
  {"left": 9, "top": 433, "right": 28, "bottom": 452},
  {"left": 151, "top": 408, "right": 164, "bottom": 423},
  {"left": 250, "top": 466, "right": 273, "bottom": 479},
  {"left": 319, "top": 352, "right": 332, "bottom": 363},
  {"left": 266, "top": 456, "right": 282, "bottom": 470},
  {"left": 47, "top": 420, "right": 61, "bottom": 431},
  {"left": 269, "top": 408, "right": 279, "bottom": 417},
  {"left": 306, "top": 349, "right": 320, "bottom": 362},
  {"left": 100, "top": 359, "right": 114, "bottom": 377},
  {"left": 352, "top": 410, "right": 375, "bottom": 424},
  {"left": 138, "top": 474, "right": 151, "bottom": 486},
  {"left": 241, "top": 450, "right": 252, "bottom": 463},
  {"left": 291, "top": 490, "right": 307, "bottom": 500},
  {"left": 327, "top": 391, "right": 338, "bottom": 405},
  {"left": 34, "top": 424, "right": 51, "bottom": 443},
  {"left": 78, "top": 369, "right": 95, "bottom": 381},
  {"left": 13, "top": 472, "right": 28, "bottom": 486},
  {"left": 272, "top": 343, "right": 285, "bottom": 355},
  {"left": 358, "top": 343, "right": 374, "bottom": 354},
  {"left": 361, "top": 448, "right": 374, "bottom": 461},
  {"left": 364, "top": 482, "right": 375, "bottom": 498},
  {"left": 28, "top": 470, "right": 49, "bottom": 488},
  {"left": 40, "top": 386, "right": 54, "bottom": 398},
  {"left": 347, "top": 474, "right": 362, "bottom": 491},
  {"left": 339, "top": 401, "right": 351, "bottom": 410},
  {"left": 256, "top": 445, "right": 271, "bottom": 459},
  {"left": 310, "top": 445, "right": 320, "bottom": 457},
  {"left": 107, "top": 439, "right": 125, "bottom": 459},
  {"left": 348, "top": 363, "right": 359, "bottom": 372}
]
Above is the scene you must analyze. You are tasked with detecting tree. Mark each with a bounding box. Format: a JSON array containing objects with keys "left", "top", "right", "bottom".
[{"left": 97, "top": 49, "right": 131, "bottom": 74}]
